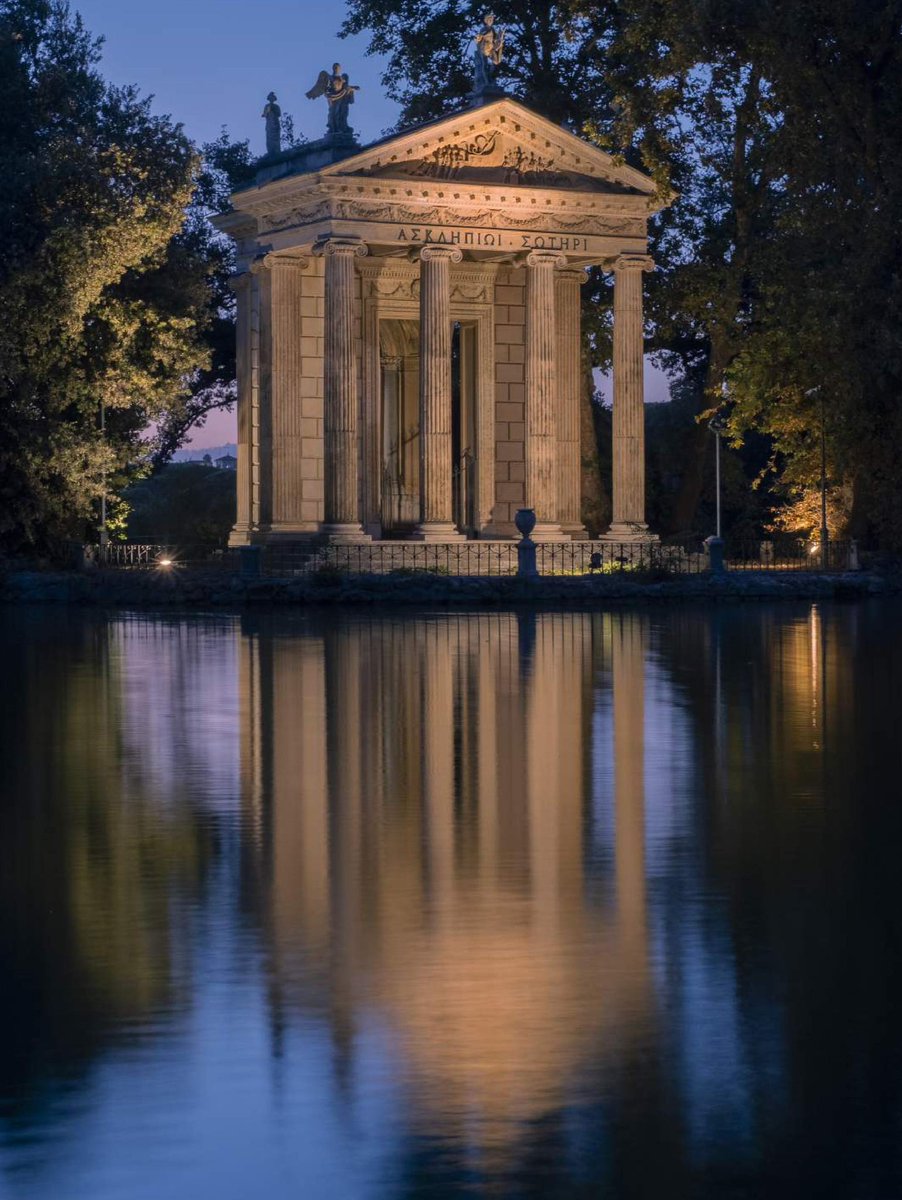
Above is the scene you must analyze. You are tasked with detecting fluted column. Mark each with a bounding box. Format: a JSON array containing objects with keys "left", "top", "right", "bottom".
[
  {"left": 413, "top": 246, "right": 464, "bottom": 542},
  {"left": 525, "top": 250, "right": 566, "bottom": 540},
  {"left": 320, "top": 238, "right": 370, "bottom": 543},
  {"left": 556, "top": 267, "right": 587, "bottom": 539},
  {"left": 605, "top": 254, "right": 655, "bottom": 542}
]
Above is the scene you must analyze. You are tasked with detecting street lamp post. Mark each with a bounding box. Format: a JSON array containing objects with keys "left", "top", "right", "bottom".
[
  {"left": 709, "top": 415, "right": 728, "bottom": 541},
  {"left": 705, "top": 414, "right": 728, "bottom": 575}
]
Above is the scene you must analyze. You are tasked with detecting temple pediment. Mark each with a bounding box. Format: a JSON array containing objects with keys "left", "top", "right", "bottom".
[
  {"left": 220, "top": 97, "right": 666, "bottom": 268},
  {"left": 323, "top": 99, "right": 657, "bottom": 199}
]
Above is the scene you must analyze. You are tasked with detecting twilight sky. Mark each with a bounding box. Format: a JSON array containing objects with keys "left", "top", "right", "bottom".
[
  {"left": 73, "top": 1, "right": 668, "bottom": 447},
  {"left": 74, "top": 0, "right": 400, "bottom": 152}
]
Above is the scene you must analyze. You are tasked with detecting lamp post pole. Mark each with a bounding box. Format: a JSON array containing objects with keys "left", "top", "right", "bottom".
[
  {"left": 709, "top": 415, "right": 727, "bottom": 541},
  {"left": 705, "top": 414, "right": 728, "bottom": 575},
  {"left": 715, "top": 426, "right": 722, "bottom": 540}
]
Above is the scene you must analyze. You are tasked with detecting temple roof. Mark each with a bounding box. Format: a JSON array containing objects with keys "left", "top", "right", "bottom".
[{"left": 237, "top": 97, "right": 660, "bottom": 205}]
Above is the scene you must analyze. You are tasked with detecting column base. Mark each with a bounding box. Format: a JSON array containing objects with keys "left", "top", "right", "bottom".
[
  {"left": 410, "top": 523, "right": 467, "bottom": 543},
  {"left": 228, "top": 525, "right": 255, "bottom": 548},
  {"left": 561, "top": 522, "right": 588, "bottom": 540},
  {"left": 599, "top": 522, "right": 659, "bottom": 544},
  {"left": 530, "top": 523, "right": 568, "bottom": 542},
  {"left": 321, "top": 523, "right": 372, "bottom": 544}
]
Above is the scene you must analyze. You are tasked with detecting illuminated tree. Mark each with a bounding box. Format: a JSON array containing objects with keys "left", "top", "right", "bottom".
[{"left": 0, "top": 0, "right": 213, "bottom": 553}]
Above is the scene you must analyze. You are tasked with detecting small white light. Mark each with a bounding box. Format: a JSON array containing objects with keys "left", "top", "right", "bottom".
[{"left": 159, "top": 557, "right": 174, "bottom": 568}]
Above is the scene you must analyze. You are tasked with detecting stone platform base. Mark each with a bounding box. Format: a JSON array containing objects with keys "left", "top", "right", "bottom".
[{"left": 598, "top": 523, "right": 659, "bottom": 544}]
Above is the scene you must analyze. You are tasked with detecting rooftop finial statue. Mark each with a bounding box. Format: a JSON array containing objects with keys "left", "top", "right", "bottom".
[
  {"left": 306, "top": 63, "right": 359, "bottom": 140},
  {"left": 262, "top": 92, "right": 281, "bottom": 157},
  {"left": 472, "top": 12, "right": 505, "bottom": 99}
]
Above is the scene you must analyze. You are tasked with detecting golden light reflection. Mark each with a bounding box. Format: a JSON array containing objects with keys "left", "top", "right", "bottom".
[{"left": 240, "top": 612, "right": 653, "bottom": 1159}]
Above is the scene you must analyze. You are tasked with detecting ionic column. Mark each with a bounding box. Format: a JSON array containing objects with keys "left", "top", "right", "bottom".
[
  {"left": 319, "top": 238, "right": 370, "bottom": 543},
  {"left": 556, "top": 267, "right": 587, "bottom": 539},
  {"left": 525, "top": 250, "right": 566, "bottom": 540},
  {"left": 606, "top": 254, "right": 655, "bottom": 542},
  {"left": 413, "top": 246, "right": 464, "bottom": 542}
]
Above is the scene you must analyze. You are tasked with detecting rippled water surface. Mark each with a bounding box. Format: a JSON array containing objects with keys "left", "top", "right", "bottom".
[{"left": 1, "top": 603, "right": 902, "bottom": 1199}]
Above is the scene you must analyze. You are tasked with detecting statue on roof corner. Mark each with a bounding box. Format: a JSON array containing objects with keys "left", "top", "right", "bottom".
[
  {"left": 262, "top": 92, "right": 281, "bottom": 157},
  {"left": 306, "top": 64, "right": 359, "bottom": 140},
  {"left": 472, "top": 12, "right": 506, "bottom": 100}
]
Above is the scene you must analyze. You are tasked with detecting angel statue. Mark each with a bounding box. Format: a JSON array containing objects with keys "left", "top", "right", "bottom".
[
  {"left": 261, "top": 92, "right": 281, "bottom": 157},
  {"left": 473, "top": 12, "right": 505, "bottom": 97},
  {"left": 306, "top": 64, "right": 359, "bottom": 139}
]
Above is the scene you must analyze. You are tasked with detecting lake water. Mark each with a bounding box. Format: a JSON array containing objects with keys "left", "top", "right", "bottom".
[{"left": 1, "top": 603, "right": 901, "bottom": 1199}]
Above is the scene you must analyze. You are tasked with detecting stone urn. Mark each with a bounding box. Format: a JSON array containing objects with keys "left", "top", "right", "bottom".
[{"left": 514, "top": 508, "right": 537, "bottom": 540}]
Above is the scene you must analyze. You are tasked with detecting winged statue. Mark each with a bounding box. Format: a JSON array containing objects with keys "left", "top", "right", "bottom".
[{"left": 306, "top": 64, "right": 359, "bottom": 138}]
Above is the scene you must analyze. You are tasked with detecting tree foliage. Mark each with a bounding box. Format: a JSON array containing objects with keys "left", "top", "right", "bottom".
[
  {"left": 124, "top": 462, "right": 236, "bottom": 546},
  {"left": 0, "top": 0, "right": 216, "bottom": 554},
  {"left": 345, "top": 0, "right": 902, "bottom": 545}
]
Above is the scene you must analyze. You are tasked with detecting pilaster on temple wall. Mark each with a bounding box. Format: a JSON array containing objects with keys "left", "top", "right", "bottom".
[
  {"left": 250, "top": 253, "right": 328, "bottom": 535},
  {"left": 488, "top": 265, "right": 527, "bottom": 536}
]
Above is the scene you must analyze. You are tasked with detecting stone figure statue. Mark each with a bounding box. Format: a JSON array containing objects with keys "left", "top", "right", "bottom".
[
  {"left": 262, "top": 92, "right": 282, "bottom": 157},
  {"left": 473, "top": 12, "right": 505, "bottom": 96},
  {"left": 306, "top": 64, "right": 359, "bottom": 139}
]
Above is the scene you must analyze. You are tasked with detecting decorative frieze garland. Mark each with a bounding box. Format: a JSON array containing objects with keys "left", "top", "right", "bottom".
[
  {"left": 358, "top": 261, "right": 496, "bottom": 305},
  {"left": 258, "top": 194, "right": 646, "bottom": 240}
]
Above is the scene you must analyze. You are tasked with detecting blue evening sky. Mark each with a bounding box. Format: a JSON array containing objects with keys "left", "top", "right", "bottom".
[{"left": 73, "top": 0, "right": 400, "bottom": 156}]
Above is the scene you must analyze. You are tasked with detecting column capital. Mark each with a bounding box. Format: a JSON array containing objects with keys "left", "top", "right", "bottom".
[
  {"left": 525, "top": 249, "right": 567, "bottom": 270},
  {"left": 249, "top": 252, "right": 311, "bottom": 276},
  {"left": 613, "top": 253, "right": 655, "bottom": 274},
  {"left": 419, "top": 245, "right": 463, "bottom": 263},
  {"left": 314, "top": 237, "right": 369, "bottom": 259},
  {"left": 556, "top": 265, "right": 589, "bottom": 284}
]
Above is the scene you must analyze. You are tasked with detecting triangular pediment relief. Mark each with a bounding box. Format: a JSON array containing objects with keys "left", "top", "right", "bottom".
[{"left": 321, "top": 99, "right": 658, "bottom": 200}]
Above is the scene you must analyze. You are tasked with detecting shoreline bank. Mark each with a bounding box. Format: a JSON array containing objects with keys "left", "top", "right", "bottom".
[{"left": 0, "top": 568, "right": 891, "bottom": 610}]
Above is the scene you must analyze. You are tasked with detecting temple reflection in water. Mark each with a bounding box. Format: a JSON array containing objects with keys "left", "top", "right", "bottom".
[{"left": 237, "top": 612, "right": 654, "bottom": 1157}]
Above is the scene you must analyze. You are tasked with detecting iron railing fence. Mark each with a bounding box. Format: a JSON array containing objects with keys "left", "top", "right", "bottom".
[
  {"left": 535, "top": 539, "right": 708, "bottom": 576},
  {"left": 263, "top": 541, "right": 515, "bottom": 578},
  {"left": 726, "top": 539, "right": 858, "bottom": 572},
  {"left": 85, "top": 542, "right": 234, "bottom": 570},
  {"left": 260, "top": 539, "right": 708, "bottom": 578},
  {"left": 81, "top": 536, "right": 860, "bottom": 577}
]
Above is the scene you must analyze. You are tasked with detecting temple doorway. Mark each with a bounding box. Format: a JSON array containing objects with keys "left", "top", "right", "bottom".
[
  {"left": 452, "top": 321, "right": 478, "bottom": 538},
  {"left": 379, "top": 319, "right": 419, "bottom": 535},
  {"left": 379, "top": 318, "right": 479, "bottom": 539}
]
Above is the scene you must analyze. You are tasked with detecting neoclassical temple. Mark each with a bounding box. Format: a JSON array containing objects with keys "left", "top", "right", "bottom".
[{"left": 218, "top": 95, "right": 666, "bottom": 544}]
